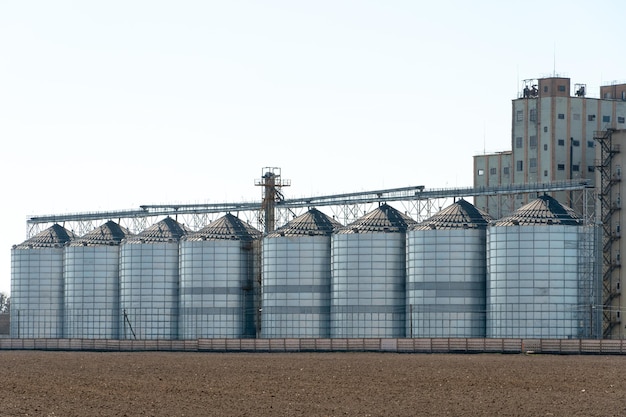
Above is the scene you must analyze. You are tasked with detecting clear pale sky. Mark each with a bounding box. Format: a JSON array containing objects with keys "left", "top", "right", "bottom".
[{"left": 1, "top": 0, "right": 625, "bottom": 295}]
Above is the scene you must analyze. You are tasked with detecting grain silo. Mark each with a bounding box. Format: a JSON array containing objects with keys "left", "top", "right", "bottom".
[
  {"left": 119, "top": 217, "right": 189, "bottom": 339},
  {"left": 406, "top": 199, "right": 492, "bottom": 338},
  {"left": 486, "top": 195, "right": 599, "bottom": 339},
  {"left": 11, "top": 224, "right": 76, "bottom": 338},
  {"left": 64, "top": 220, "right": 131, "bottom": 339},
  {"left": 262, "top": 208, "right": 342, "bottom": 338},
  {"left": 331, "top": 203, "right": 417, "bottom": 338},
  {"left": 179, "top": 213, "right": 261, "bottom": 339}
]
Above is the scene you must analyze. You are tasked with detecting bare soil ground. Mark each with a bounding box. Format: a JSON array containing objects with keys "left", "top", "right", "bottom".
[{"left": 0, "top": 351, "right": 624, "bottom": 417}]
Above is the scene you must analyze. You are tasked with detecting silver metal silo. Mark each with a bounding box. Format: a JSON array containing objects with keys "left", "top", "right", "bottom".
[
  {"left": 262, "top": 208, "right": 341, "bottom": 338},
  {"left": 64, "top": 221, "right": 131, "bottom": 339},
  {"left": 119, "top": 217, "right": 189, "bottom": 340},
  {"left": 406, "top": 199, "right": 492, "bottom": 338},
  {"left": 179, "top": 213, "right": 261, "bottom": 339},
  {"left": 331, "top": 203, "right": 417, "bottom": 338},
  {"left": 487, "top": 195, "right": 599, "bottom": 339},
  {"left": 11, "top": 224, "right": 76, "bottom": 338}
]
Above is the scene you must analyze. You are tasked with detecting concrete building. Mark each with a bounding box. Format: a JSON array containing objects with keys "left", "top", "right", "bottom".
[
  {"left": 474, "top": 76, "right": 626, "bottom": 219},
  {"left": 473, "top": 151, "right": 513, "bottom": 217}
]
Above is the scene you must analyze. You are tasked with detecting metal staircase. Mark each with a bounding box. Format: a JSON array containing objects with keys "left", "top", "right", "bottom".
[{"left": 595, "top": 129, "right": 622, "bottom": 337}]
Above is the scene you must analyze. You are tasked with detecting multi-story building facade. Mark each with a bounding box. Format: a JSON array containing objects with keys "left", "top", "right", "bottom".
[
  {"left": 474, "top": 76, "right": 626, "bottom": 219},
  {"left": 473, "top": 151, "right": 514, "bottom": 217}
]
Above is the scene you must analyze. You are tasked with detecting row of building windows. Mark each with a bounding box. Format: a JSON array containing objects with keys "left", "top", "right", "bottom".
[
  {"left": 516, "top": 110, "right": 625, "bottom": 124},
  {"left": 479, "top": 164, "right": 595, "bottom": 175},
  {"left": 515, "top": 137, "right": 594, "bottom": 148},
  {"left": 514, "top": 162, "right": 594, "bottom": 173}
]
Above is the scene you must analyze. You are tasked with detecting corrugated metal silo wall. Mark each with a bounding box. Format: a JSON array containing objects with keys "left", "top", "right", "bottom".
[
  {"left": 119, "top": 242, "right": 179, "bottom": 340},
  {"left": 64, "top": 245, "right": 121, "bottom": 339},
  {"left": 487, "top": 224, "right": 586, "bottom": 339},
  {"left": 261, "top": 234, "right": 332, "bottom": 338},
  {"left": 406, "top": 228, "right": 486, "bottom": 338},
  {"left": 179, "top": 239, "right": 257, "bottom": 339},
  {"left": 330, "top": 232, "right": 406, "bottom": 338},
  {"left": 10, "top": 247, "right": 64, "bottom": 338}
]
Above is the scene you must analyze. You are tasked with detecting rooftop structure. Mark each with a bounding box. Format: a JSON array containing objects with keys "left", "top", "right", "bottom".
[
  {"left": 493, "top": 194, "right": 582, "bottom": 226},
  {"left": 184, "top": 213, "right": 261, "bottom": 241},
  {"left": 412, "top": 198, "right": 492, "bottom": 230}
]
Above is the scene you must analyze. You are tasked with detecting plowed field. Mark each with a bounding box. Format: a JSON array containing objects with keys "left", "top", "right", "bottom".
[{"left": 0, "top": 351, "right": 624, "bottom": 416}]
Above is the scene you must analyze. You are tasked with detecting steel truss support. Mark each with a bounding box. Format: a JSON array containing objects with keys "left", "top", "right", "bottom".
[{"left": 26, "top": 180, "right": 592, "bottom": 239}]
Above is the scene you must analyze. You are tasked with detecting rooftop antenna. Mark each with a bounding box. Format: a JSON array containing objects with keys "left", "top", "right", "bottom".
[
  {"left": 483, "top": 121, "right": 486, "bottom": 154},
  {"left": 553, "top": 42, "right": 556, "bottom": 77}
]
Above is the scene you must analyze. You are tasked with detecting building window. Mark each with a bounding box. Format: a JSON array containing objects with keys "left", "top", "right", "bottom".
[
  {"left": 515, "top": 137, "right": 523, "bottom": 148},
  {"left": 587, "top": 140, "right": 594, "bottom": 148},
  {"left": 529, "top": 158, "right": 537, "bottom": 173},
  {"left": 588, "top": 166, "right": 595, "bottom": 173},
  {"left": 516, "top": 110, "right": 523, "bottom": 122},
  {"left": 558, "top": 139, "right": 565, "bottom": 146},
  {"left": 529, "top": 109, "right": 537, "bottom": 122},
  {"left": 558, "top": 85, "right": 566, "bottom": 92},
  {"left": 544, "top": 170, "right": 548, "bottom": 177},
  {"left": 572, "top": 165, "right": 580, "bottom": 172},
  {"left": 516, "top": 160, "right": 523, "bottom": 171},
  {"left": 543, "top": 126, "right": 548, "bottom": 132},
  {"left": 558, "top": 164, "right": 565, "bottom": 171},
  {"left": 503, "top": 167, "right": 510, "bottom": 175},
  {"left": 619, "top": 116, "right": 625, "bottom": 124},
  {"left": 558, "top": 113, "right": 565, "bottom": 120},
  {"left": 603, "top": 115, "right": 611, "bottom": 123},
  {"left": 543, "top": 86, "right": 548, "bottom": 93},
  {"left": 529, "top": 136, "right": 537, "bottom": 148},
  {"left": 588, "top": 114, "right": 596, "bottom": 121},
  {"left": 543, "top": 144, "right": 548, "bottom": 151},
  {"left": 489, "top": 167, "right": 497, "bottom": 175},
  {"left": 477, "top": 169, "right": 484, "bottom": 176},
  {"left": 572, "top": 140, "right": 580, "bottom": 147}
]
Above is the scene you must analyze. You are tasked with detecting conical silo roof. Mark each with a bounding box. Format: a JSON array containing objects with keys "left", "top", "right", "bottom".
[
  {"left": 13, "top": 224, "right": 76, "bottom": 249},
  {"left": 70, "top": 220, "right": 131, "bottom": 246},
  {"left": 124, "top": 217, "right": 191, "bottom": 243},
  {"left": 184, "top": 213, "right": 261, "bottom": 241},
  {"left": 266, "top": 208, "right": 342, "bottom": 237},
  {"left": 493, "top": 194, "right": 582, "bottom": 226},
  {"left": 336, "top": 203, "right": 417, "bottom": 234},
  {"left": 412, "top": 199, "right": 493, "bottom": 230}
]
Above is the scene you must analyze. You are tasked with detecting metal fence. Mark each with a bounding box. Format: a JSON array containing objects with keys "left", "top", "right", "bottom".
[{"left": 1, "top": 337, "right": 626, "bottom": 355}]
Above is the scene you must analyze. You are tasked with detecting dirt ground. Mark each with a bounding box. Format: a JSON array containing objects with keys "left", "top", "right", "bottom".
[{"left": 0, "top": 351, "right": 624, "bottom": 417}]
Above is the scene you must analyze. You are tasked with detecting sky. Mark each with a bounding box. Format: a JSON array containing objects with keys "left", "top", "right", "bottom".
[{"left": 1, "top": 0, "right": 626, "bottom": 295}]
